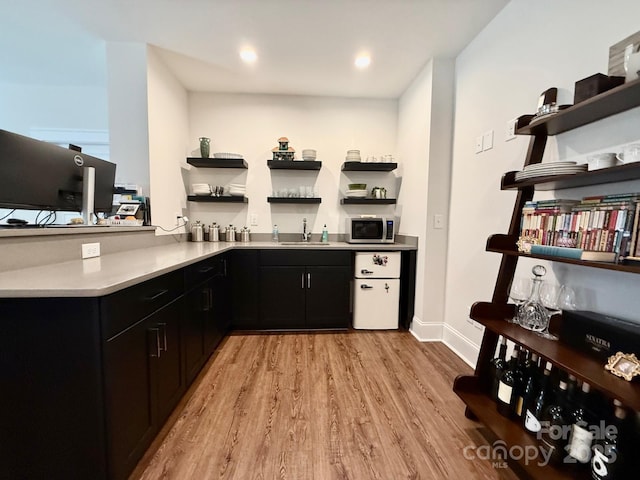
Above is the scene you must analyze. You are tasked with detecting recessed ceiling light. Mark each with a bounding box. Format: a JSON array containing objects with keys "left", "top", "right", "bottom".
[
  {"left": 354, "top": 54, "right": 371, "bottom": 69},
  {"left": 240, "top": 48, "right": 257, "bottom": 63}
]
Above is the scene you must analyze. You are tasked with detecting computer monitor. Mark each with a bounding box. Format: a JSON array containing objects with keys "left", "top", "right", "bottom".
[{"left": 0, "top": 129, "right": 116, "bottom": 214}]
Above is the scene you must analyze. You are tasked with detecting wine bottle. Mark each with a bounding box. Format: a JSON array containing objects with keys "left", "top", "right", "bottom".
[
  {"left": 591, "top": 400, "right": 630, "bottom": 479},
  {"left": 489, "top": 336, "right": 508, "bottom": 401},
  {"left": 539, "top": 379, "right": 569, "bottom": 465},
  {"left": 566, "top": 381, "right": 594, "bottom": 467},
  {"left": 519, "top": 353, "right": 540, "bottom": 423},
  {"left": 512, "top": 349, "right": 530, "bottom": 418},
  {"left": 523, "top": 361, "right": 552, "bottom": 434},
  {"left": 566, "top": 373, "right": 579, "bottom": 409},
  {"left": 496, "top": 346, "right": 522, "bottom": 418}
]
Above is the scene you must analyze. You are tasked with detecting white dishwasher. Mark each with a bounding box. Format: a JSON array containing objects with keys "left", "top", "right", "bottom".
[{"left": 353, "top": 251, "right": 401, "bottom": 329}]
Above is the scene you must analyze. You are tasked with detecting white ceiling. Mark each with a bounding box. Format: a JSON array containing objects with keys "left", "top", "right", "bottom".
[{"left": 1, "top": 0, "right": 508, "bottom": 98}]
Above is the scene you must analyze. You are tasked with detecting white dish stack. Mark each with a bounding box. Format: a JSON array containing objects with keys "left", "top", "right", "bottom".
[
  {"left": 228, "top": 183, "right": 246, "bottom": 197},
  {"left": 192, "top": 183, "right": 211, "bottom": 196},
  {"left": 346, "top": 149, "right": 361, "bottom": 162},
  {"left": 213, "top": 152, "right": 243, "bottom": 159},
  {"left": 302, "top": 149, "right": 317, "bottom": 161}
]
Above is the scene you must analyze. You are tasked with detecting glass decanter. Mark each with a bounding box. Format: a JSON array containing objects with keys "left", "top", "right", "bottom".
[{"left": 517, "top": 265, "right": 548, "bottom": 332}]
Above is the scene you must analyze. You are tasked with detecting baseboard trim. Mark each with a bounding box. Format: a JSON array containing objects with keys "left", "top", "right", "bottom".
[
  {"left": 441, "top": 324, "right": 480, "bottom": 369},
  {"left": 409, "top": 316, "right": 443, "bottom": 342}
]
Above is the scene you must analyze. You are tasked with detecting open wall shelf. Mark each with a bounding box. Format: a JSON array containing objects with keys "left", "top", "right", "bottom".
[
  {"left": 341, "top": 162, "right": 397, "bottom": 172},
  {"left": 341, "top": 198, "right": 396, "bottom": 205},
  {"left": 186, "top": 158, "right": 248, "bottom": 168},
  {"left": 267, "top": 160, "right": 322, "bottom": 170},
  {"left": 267, "top": 197, "right": 321, "bottom": 204},
  {"left": 187, "top": 196, "right": 248, "bottom": 203}
]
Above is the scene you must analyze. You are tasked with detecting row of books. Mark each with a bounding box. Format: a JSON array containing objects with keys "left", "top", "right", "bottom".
[{"left": 519, "top": 193, "right": 640, "bottom": 260}]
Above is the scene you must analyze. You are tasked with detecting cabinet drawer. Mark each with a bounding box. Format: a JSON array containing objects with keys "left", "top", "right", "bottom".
[
  {"left": 101, "top": 270, "right": 184, "bottom": 339},
  {"left": 184, "top": 255, "right": 226, "bottom": 291},
  {"left": 259, "top": 250, "right": 351, "bottom": 266}
]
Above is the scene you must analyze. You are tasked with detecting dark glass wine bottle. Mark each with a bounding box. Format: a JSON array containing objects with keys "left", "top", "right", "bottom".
[
  {"left": 591, "top": 400, "right": 630, "bottom": 479},
  {"left": 496, "top": 346, "right": 522, "bottom": 418},
  {"left": 566, "top": 381, "right": 594, "bottom": 467},
  {"left": 519, "top": 353, "right": 540, "bottom": 423},
  {"left": 566, "top": 373, "right": 578, "bottom": 409},
  {"left": 489, "top": 336, "right": 508, "bottom": 401},
  {"left": 512, "top": 349, "right": 530, "bottom": 418},
  {"left": 523, "top": 361, "right": 552, "bottom": 434},
  {"left": 539, "top": 379, "right": 569, "bottom": 465}
]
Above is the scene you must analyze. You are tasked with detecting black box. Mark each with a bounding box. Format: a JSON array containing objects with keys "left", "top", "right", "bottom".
[
  {"left": 574, "top": 73, "right": 625, "bottom": 104},
  {"left": 560, "top": 310, "right": 640, "bottom": 360}
]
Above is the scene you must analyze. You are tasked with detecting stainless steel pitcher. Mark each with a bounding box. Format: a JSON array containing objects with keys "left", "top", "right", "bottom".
[
  {"left": 191, "top": 220, "right": 204, "bottom": 242},
  {"left": 209, "top": 223, "right": 220, "bottom": 242}
]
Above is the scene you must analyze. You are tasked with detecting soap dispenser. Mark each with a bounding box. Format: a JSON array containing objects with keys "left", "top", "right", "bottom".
[{"left": 321, "top": 224, "right": 329, "bottom": 243}]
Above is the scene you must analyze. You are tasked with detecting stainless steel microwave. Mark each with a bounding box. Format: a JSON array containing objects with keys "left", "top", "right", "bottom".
[{"left": 346, "top": 217, "right": 395, "bottom": 243}]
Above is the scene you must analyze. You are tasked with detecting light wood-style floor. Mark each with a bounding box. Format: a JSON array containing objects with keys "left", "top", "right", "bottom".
[{"left": 131, "top": 331, "right": 518, "bottom": 479}]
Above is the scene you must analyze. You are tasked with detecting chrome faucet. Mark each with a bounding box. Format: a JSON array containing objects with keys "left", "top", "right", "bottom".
[{"left": 302, "top": 217, "right": 310, "bottom": 242}]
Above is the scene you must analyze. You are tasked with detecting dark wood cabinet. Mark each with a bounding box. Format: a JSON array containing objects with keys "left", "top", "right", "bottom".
[
  {"left": 453, "top": 78, "right": 640, "bottom": 480},
  {"left": 258, "top": 250, "right": 352, "bottom": 330},
  {"left": 229, "top": 249, "right": 260, "bottom": 329},
  {"left": 183, "top": 254, "right": 230, "bottom": 384}
]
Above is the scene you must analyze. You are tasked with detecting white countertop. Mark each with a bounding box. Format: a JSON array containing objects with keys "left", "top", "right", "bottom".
[{"left": 0, "top": 241, "right": 415, "bottom": 298}]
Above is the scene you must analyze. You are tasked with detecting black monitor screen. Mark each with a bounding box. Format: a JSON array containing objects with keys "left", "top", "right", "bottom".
[{"left": 0, "top": 129, "right": 116, "bottom": 213}]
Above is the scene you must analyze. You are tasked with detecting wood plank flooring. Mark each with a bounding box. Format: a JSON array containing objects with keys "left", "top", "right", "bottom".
[{"left": 131, "top": 331, "right": 518, "bottom": 479}]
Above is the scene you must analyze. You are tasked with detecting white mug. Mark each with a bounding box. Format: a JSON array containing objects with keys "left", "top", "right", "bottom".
[{"left": 616, "top": 144, "right": 640, "bottom": 164}]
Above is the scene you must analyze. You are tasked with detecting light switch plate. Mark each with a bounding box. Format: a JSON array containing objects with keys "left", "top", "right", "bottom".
[
  {"left": 475, "top": 136, "right": 483, "bottom": 154},
  {"left": 505, "top": 118, "right": 518, "bottom": 141},
  {"left": 250, "top": 213, "right": 258, "bottom": 226},
  {"left": 482, "top": 130, "right": 494, "bottom": 151},
  {"left": 81, "top": 242, "right": 100, "bottom": 259}
]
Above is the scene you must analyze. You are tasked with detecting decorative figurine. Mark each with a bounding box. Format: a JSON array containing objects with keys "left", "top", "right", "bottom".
[{"left": 272, "top": 136, "right": 296, "bottom": 161}]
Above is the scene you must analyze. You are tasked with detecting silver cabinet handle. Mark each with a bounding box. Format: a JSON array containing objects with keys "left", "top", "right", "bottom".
[
  {"left": 301, "top": 273, "right": 305, "bottom": 289},
  {"left": 157, "top": 323, "right": 168, "bottom": 352},
  {"left": 361, "top": 269, "right": 374, "bottom": 275},
  {"left": 223, "top": 259, "right": 227, "bottom": 277},
  {"left": 360, "top": 284, "right": 373, "bottom": 289},
  {"left": 307, "top": 273, "right": 311, "bottom": 289},
  {"left": 145, "top": 289, "right": 169, "bottom": 302},
  {"left": 149, "top": 328, "right": 161, "bottom": 357},
  {"left": 198, "top": 266, "right": 214, "bottom": 274}
]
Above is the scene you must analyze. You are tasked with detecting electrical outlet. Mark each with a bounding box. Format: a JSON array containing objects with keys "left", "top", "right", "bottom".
[
  {"left": 475, "top": 135, "right": 483, "bottom": 154},
  {"left": 505, "top": 118, "right": 518, "bottom": 141},
  {"left": 482, "top": 130, "right": 494, "bottom": 151},
  {"left": 433, "top": 214, "right": 444, "bottom": 229},
  {"left": 250, "top": 213, "right": 258, "bottom": 226},
  {"left": 81, "top": 242, "right": 100, "bottom": 259}
]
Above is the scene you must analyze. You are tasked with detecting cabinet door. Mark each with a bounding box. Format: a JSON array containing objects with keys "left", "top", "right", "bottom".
[
  {"left": 183, "top": 285, "right": 207, "bottom": 384},
  {"left": 306, "top": 266, "right": 352, "bottom": 329},
  {"left": 103, "top": 318, "right": 155, "bottom": 480},
  {"left": 230, "top": 250, "right": 259, "bottom": 329},
  {"left": 205, "top": 273, "right": 230, "bottom": 353},
  {"left": 259, "top": 266, "right": 306, "bottom": 329},
  {"left": 153, "top": 297, "right": 185, "bottom": 424}
]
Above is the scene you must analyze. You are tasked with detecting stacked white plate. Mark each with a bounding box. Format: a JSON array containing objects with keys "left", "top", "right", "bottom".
[
  {"left": 514, "top": 161, "right": 587, "bottom": 181},
  {"left": 213, "top": 152, "right": 243, "bottom": 159},
  {"left": 346, "top": 149, "right": 361, "bottom": 162},
  {"left": 345, "top": 189, "right": 367, "bottom": 198},
  {"left": 192, "top": 183, "right": 211, "bottom": 196},
  {"left": 228, "top": 183, "right": 246, "bottom": 197}
]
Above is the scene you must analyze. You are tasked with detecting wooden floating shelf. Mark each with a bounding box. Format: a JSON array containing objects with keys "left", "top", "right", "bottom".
[
  {"left": 486, "top": 234, "right": 640, "bottom": 274},
  {"left": 267, "top": 160, "right": 322, "bottom": 170},
  {"left": 516, "top": 77, "right": 640, "bottom": 136},
  {"left": 340, "top": 198, "right": 397, "bottom": 205},
  {"left": 341, "top": 162, "right": 397, "bottom": 172},
  {"left": 186, "top": 158, "right": 248, "bottom": 168},
  {"left": 267, "top": 197, "right": 321, "bottom": 204},
  {"left": 501, "top": 162, "right": 640, "bottom": 191},
  {"left": 187, "top": 195, "right": 248, "bottom": 203},
  {"left": 468, "top": 302, "right": 640, "bottom": 411}
]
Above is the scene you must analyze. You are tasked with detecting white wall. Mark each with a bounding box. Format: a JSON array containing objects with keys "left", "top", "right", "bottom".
[
  {"left": 186, "top": 93, "right": 398, "bottom": 235},
  {"left": 445, "top": 0, "right": 640, "bottom": 366},
  {"left": 106, "top": 42, "right": 151, "bottom": 193},
  {"left": 147, "top": 47, "right": 190, "bottom": 234}
]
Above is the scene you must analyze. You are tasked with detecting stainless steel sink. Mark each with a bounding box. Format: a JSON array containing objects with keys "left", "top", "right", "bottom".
[{"left": 279, "top": 241, "right": 331, "bottom": 246}]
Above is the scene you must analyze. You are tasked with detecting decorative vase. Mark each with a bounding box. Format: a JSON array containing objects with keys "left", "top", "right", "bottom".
[{"left": 199, "top": 137, "right": 210, "bottom": 158}]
